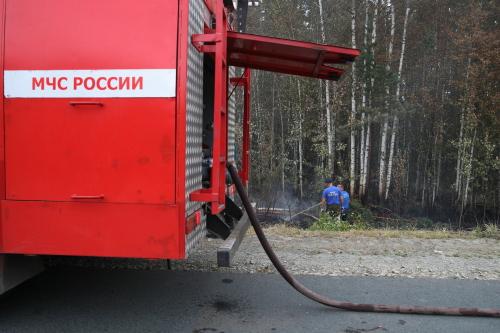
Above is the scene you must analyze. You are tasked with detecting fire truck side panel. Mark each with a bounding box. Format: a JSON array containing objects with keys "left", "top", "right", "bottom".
[
  {"left": 227, "top": 66, "right": 236, "bottom": 163},
  {"left": 1, "top": 200, "right": 180, "bottom": 258},
  {"left": 0, "top": 0, "right": 191, "bottom": 259},
  {"left": 4, "top": 0, "right": 177, "bottom": 70},
  {"left": 183, "top": 0, "right": 204, "bottom": 217},
  {"left": 0, "top": 1, "right": 5, "bottom": 218},
  {"left": 182, "top": 0, "right": 206, "bottom": 257},
  {"left": 5, "top": 98, "right": 176, "bottom": 204}
]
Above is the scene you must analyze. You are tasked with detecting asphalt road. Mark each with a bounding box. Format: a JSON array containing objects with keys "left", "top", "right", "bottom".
[{"left": 0, "top": 267, "right": 498, "bottom": 333}]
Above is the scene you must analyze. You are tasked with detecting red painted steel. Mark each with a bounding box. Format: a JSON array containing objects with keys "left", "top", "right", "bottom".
[
  {"left": 213, "top": 3, "right": 229, "bottom": 213},
  {"left": 5, "top": 0, "right": 178, "bottom": 70},
  {"left": 175, "top": 0, "right": 191, "bottom": 257},
  {"left": 230, "top": 70, "right": 251, "bottom": 186},
  {"left": 190, "top": 0, "right": 229, "bottom": 214},
  {"left": 2, "top": 0, "right": 183, "bottom": 259},
  {"left": 0, "top": 0, "right": 6, "bottom": 253},
  {"left": 240, "top": 69, "right": 251, "bottom": 186},
  {"left": 5, "top": 98, "right": 176, "bottom": 204},
  {"left": 1, "top": 200, "right": 181, "bottom": 259},
  {"left": 227, "top": 32, "right": 361, "bottom": 81},
  {"left": 204, "top": 0, "right": 217, "bottom": 14}
]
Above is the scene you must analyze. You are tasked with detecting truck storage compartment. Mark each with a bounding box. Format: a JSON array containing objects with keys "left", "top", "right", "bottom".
[
  {"left": 1, "top": 0, "right": 183, "bottom": 259},
  {"left": 4, "top": 0, "right": 179, "bottom": 204}
]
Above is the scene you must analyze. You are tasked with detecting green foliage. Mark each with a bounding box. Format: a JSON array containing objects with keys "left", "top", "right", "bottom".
[
  {"left": 432, "top": 222, "right": 451, "bottom": 231},
  {"left": 349, "top": 199, "right": 374, "bottom": 224},
  {"left": 415, "top": 218, "right": 434, "bottom": 229},
  {"left": 485, "top": 224, "right": 499, "bottom": 235},
  {"left": 310, "top": 213, "right": 358, "bottom": 231}
]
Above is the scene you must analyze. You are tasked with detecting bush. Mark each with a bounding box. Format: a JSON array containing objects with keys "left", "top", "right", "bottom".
[
  {"left": 432, "top": 222, "right": 450, "bottom": 230},
  {"left": 415, "top": 217, "right": 433, "bottom": 229},
  {"left": 310, "top": 213, "right": 359, "bottom": 231},
  {"left": 349, "top": 199, "right": 374, "bottom": 224}
]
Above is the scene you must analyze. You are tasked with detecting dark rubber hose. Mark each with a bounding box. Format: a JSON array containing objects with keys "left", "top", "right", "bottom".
[{"left": 226, "top": 162, "right": 500, "bottom": 317}]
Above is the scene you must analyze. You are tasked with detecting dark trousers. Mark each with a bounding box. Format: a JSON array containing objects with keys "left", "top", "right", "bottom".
[{"left": 326, "top": 204, "right": 342, "bottom": 216}]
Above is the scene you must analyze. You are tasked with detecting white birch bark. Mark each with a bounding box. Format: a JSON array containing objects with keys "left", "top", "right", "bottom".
[
  {"left": 370, "top": 0, "right": 380, "bottom": 95},
  {"left": 362, "top": 0, "right": 379, "bottom": 198},
  {"left": 461, "top": 128, "right": 477, "bottom": 227},
  {"left": 332, "top": 82, "right": 337, "bottom": 174},
  {"left": 378, "top": 2, "right": 395, "bottom": 199},
  {"left": 456, "top": 57, "right": 471, "bottom": 200},
  {"left": 280, "top": 104, "right": 285, "bottom": 193},
  {"left": 385, "top": 4, "right": 410, "bottom": 201},
  {"left": 318, "top": 0, "right": 333, "bottom": 172},
  {"left": 378, "top": 119, "right": 389, "bottom": 198},
  {"left": 299, "top": 120, "right": 303, "bottom": 200},
  {"left": 359, "top": 0, "right": 369, "bottom": 198},
  {"left": 350, "top": 0, "right": 357, "bottom": 193},
  {"left": 297, "top": 80, "right": 303, "bottom": 200},
  {"left": 455, "top": 110, "right": 464, "bottom": 197},
  {"left": 363, "top": 120, "right": 371, "bottom": 198}
]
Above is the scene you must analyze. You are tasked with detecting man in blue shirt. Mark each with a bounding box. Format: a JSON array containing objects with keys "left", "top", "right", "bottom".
[
  {"left": 321, "top": 178, "right": 344, "bottom": 218},
  {"left": 337, "top": 184, "right": 350, "bottom": 221}
]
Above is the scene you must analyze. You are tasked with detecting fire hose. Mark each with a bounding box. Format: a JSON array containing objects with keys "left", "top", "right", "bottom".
[{"left": 226, "top": 162, "right": 500, "bottom": 317}]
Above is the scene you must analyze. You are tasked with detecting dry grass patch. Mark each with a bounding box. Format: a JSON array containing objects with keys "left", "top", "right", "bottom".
[{"left": 248, "top": 224, "right": 479, "bottom": 240}]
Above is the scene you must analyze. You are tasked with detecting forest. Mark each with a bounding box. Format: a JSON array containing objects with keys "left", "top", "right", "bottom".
[{"left": 233, "top": 0, "right": 500, "bottom": 229}]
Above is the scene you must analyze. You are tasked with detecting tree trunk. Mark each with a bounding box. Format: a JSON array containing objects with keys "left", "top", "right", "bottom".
[
  {"left": 461, "top": 128, "right": 477, "bottom": 227},
  {"left": 378, "top": 2, "right": 394, "bottom": 200},
  {"left": 318, "top": 0, "right": 333, "bottom": 172},
  {"left": 369, "top": 0, "right": 380, "bottom": 96},
  {"left": 359, "top": 0, "right": 370, "bottom": 199},
  {"left": 378, "top": 119, "right": 389, "bottom": 198},
  {"left": 297, "top": 80, "right": 303, "bottom": 200},
  {"left": 456, "top": 57, "right": 471, "bottom": 203},
  {"left": 280, "top": 97, "right": 285, "bottom": 193},
  {"left": 455, "top": 109, "right": 464, "bottom": 199},
  {"left": 385, "top": 3, "right": 410, "bottom": 201},
  {"left": 350, "top": 0, "right": 357, "bottom": 193}
]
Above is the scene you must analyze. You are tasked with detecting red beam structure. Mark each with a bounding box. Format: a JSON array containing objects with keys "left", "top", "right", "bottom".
[
  {"left": 226, "top": 31, "right": 360, "bottom": 81},
  {"left": 230, "top": 69, "right": 251, "bottom": 186}
]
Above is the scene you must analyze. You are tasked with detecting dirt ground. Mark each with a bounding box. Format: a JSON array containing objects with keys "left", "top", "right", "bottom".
[
  {"left": 43, "top": 227, "right": 500, "bottom": 280},
  {"left": 170, "top": 227, "right": 500, "bottom": 280}
]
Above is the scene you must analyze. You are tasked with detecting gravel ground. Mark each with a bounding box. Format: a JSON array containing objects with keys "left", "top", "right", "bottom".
[{"left": 44, "top": 228, "right": 500, "bottom": 281}]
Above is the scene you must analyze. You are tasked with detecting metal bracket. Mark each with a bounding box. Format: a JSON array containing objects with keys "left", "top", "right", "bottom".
[
  {"left": 217, "top": 203, "right": 255, "bottom": 267},
  {"left": 191, "top": 33, "right": 222, "bottom": 53}
]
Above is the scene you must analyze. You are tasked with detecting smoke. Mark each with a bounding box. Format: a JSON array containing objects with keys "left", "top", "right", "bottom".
[{"left": 252, "top": 186, "right": 320, "bottom": 228}]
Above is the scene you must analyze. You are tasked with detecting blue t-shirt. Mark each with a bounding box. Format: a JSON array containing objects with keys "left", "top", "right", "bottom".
[
  {"left": 322, "top": 186, "right": 342, "bottom": 205},
  {"left": 340, "top": 191, "right": 350, "bottom": 209}
]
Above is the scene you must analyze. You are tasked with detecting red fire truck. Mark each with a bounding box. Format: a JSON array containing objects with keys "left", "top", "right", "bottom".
[{"left": 0, "top": 0, "right": 359, "bottom": 294}]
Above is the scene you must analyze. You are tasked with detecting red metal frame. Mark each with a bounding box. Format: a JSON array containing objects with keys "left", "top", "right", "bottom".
[
  {"left": 227, "top": 32, "right": 361, "bottom": 81},
  {"left": 176, "top": 0, "right": 191, "bottom": 257},
  {"left": 0, "top": 0, "right": 5, "bottom": 253},
  {"left": 230, "top": 69, "right": 251, "bottom": 186},
  {"left": 190, "top": 0, "right": 228, "bottom": 214}
]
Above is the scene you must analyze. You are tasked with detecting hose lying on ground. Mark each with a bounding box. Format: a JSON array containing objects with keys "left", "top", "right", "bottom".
[{"left": 226, "top": 162, "right": 500, "bottom": 317}]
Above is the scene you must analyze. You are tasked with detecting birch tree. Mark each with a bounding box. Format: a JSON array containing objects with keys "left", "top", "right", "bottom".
[
  {"left": 350, "top": 0, "right": 357, "bottom": 193},
  {"left": 359, "top": 0, "right": 370, "bottom": 199},
  {"left": 378, "top": 2, "right": 396, "bottom": 200},
  {"left": 385, "top": 3, "right": 410, "bottom": 201},
  {"left": 317, "top": 0, "right": 334, "bottom": 173}
]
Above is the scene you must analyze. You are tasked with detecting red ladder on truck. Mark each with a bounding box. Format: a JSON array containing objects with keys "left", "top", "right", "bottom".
[{"left": 190, "top": 0, "right": 228, "bottom": 214}]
